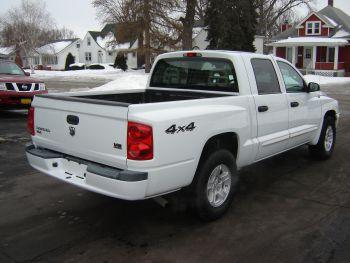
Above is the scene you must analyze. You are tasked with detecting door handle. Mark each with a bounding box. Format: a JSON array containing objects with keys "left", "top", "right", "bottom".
[
  {"left": 258, "top": 106, "right": 269, "bottom": 112},
  {"left": 291, "top": 102, "right": 299, "bottom": 108}
]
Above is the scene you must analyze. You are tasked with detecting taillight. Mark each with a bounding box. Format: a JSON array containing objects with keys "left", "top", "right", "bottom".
[
  {"left": 127, "top": 121, "right": 153, "bottom": 160},
  {"left": 183, "top": 52, "right": 202, "bottom": 57},
  {"left": 27, "top": 107, "right": 35, "bottom": 136}
]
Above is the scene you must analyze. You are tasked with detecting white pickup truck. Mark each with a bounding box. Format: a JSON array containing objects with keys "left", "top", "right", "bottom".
[{"left": 26, "top": 51, "right": 339, "bottom": 221}]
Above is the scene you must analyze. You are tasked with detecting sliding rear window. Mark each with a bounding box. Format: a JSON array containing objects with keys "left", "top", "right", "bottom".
[{"left": 150, "top": 57, "right": 239, "bottom": 93}]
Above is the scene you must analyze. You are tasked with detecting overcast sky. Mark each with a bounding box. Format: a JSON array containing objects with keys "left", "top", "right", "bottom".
[{"left": 0, "top": 0, "right": 350, "bottom": 38}]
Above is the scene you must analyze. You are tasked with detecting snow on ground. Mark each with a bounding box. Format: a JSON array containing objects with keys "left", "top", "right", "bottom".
[
  {"left": 304, "top": 75, "right": 350, "bottom": 86},
  {"left": 92, "top": 71, "right": 149, "bottom": 91},
  {"left": 27, "top": 68, "right": 143, "bottom": 82}
]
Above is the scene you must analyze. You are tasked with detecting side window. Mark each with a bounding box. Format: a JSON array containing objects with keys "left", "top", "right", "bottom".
[
  {"left": 277, "top": 61, "right": 305, "bottom": 93},
  {"left": 251, "top": 59, "right": 281, "bottom": 95}
]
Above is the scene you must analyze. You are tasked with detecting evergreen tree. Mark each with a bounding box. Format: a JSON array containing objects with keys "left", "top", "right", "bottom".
[
  {"left": 64, "top": 53, "right": 75, "bottom": 71},
  {"left": 114, "top": 53, "right": 128, "bottom": 71},
  {"left": 205, "top": 0, "right": 257, "bottom": 52}
]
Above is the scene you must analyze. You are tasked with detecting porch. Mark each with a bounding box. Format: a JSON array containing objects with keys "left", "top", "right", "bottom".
[{"left": 269, "top": 37, "right": 349, "bottom": 76}]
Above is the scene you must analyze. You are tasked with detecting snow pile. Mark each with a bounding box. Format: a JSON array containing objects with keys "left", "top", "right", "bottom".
[
  {"left": 304, "top": 75, "right": 350, "bottom": 86},
  {"left": 69, "top": 63, "right": 85, "bottom": 67},
  {"left": 37, "top": 41, "right": 75, "bottom": 55},
  {"left": 28, "top": 68, "right": 124, "bottom": 81},
  {"left": 92, "top": 71, "right": 149, "bottom": 91}
]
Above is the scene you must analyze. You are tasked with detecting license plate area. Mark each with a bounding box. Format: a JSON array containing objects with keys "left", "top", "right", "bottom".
[
  {"left": 21, "top": 98, "right": 32, "bottom": 104},
  {"left": 62, "top": 159, "right": 87, "bottom": 181}
]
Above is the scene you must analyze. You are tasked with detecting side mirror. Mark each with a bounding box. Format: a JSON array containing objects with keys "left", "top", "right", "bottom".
[
  {"left": 25, "top": 72, "right": 30, "bottom": 76},
  {"left": 307, "top": 82, "right": 320, "bottom": 93}
]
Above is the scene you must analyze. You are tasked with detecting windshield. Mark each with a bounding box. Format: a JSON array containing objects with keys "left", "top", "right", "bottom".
[
  {"left": 150, "top": 57, "right": 239, "bottom": 93},
  {"left": 0, "top": 61, "right": 25, "bottom": 76}
]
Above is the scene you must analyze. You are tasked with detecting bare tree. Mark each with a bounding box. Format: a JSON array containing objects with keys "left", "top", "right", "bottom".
[
  {"left": 93, "top": 0, "right": 182, "bottom": 72},
  {"left": 0, "top": 0, "right": 55, "bottom": 71},
  {"left": 255, "top": 0, "right": 315, "bottom": 37}
]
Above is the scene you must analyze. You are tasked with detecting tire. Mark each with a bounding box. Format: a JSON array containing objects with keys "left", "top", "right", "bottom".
[
  {"left": 191, "top": 149, "right": 238, "bottom": 221},
  {"left": 309, "top": 116, "right": 336, "bottom": 160}
]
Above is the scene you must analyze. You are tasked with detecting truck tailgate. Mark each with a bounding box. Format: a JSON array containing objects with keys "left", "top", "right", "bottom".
[{"left": 31, "top": 95, "right": 128, "bottom": 170}]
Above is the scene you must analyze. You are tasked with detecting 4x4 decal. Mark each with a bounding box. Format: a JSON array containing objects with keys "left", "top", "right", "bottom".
[{"left": 165, "top": 122, "right": 196, "bottom": 134}]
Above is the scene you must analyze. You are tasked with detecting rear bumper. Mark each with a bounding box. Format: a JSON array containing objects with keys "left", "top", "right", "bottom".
[
  {"left": 0, "top": 90, "right": 47, "bottom": 107},
  {"left": 26, "top": 145, "right": 148, "bottom": 200}
]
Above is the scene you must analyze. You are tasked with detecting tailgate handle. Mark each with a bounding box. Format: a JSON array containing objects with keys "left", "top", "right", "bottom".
[{"left": 67, "top": 115, "right": 79, "bottom": 125}]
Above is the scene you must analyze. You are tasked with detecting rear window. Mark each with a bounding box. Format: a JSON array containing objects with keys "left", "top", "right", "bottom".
[
  {"left": 150, "top": 57, "right": 239, "bottom": 93},
  {"left": 251, "top": 59, "right": 280, "bottom": 95}
]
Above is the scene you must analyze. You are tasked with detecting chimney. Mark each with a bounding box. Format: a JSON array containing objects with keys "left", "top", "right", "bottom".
[{"left": 328, "top": 0, "right": 334, "bottom": 6}]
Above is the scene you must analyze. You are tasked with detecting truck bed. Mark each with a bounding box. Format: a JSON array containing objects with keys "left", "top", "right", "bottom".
[{"left": 38, "top": 89, "right": 232, "bottom": 107}]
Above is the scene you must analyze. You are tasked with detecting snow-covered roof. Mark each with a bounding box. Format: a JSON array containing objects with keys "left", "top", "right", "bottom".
[
  {"left": 193, "top": 27, "right": 204, "bottom": 39},
  {"left": 37, "top": 40, "right": 77, "bottom": 55},
  {"left": 324, "top": 15, "right": 338, "bottom": 27},
  {"left": 268, "top": 37, "right": 349, "bottom": 46},
  {"left": 332, "top": 29, "right": 350, "bottom": 38},
  {"left": 0, "top": 46, "right": 15, "bottom": 55},
  {"left": 96, "top": 32, "right": 131, "bottom": 51}
]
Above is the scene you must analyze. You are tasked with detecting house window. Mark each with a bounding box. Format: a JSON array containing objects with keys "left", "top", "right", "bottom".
[
  {"left": 42, "top": 55, "right": 58, "bottom": 65},
  {"left": 108, "top": 52, "right": 113, "bottom": 56},
  {"left": 328, "top": 47, "right": 335, "bottom": 63},
  {"left": 76, "top": 43, "right": 80, "bottom": 48},
  {"left": 87, "top": 37, "right": 91, "bottom": 46},
  {"left": 286, "top": 48, "right": 293, "bottom": 63},
  {"left": 306, "top": 22, "right": 321, "bottom": 35},
  {"left": 305, "top": 48, "right": 312, "bottom": 59},
  {"left": 34, "top": 56, "right": 40, "bottom": 65},
  {"left": 85, "top": 52, "right": 92, "bottom": 62}
]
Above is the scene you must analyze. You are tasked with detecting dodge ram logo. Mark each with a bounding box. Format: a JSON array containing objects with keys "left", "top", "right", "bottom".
[{"left": 69, "top": 126, "right": 76, "bottom": 136}]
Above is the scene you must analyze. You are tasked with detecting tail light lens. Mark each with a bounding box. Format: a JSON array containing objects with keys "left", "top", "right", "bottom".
[
  {"left": 27, "top": 107, "right": 35, "bottom": 136},
  {"left": 127, "top": 121, "right": 153, "bottom": 160}
]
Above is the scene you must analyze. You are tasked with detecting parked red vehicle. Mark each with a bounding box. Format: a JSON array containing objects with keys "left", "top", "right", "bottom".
[{"left": 0, "top": 60, "right": 47, "bottom": 109}]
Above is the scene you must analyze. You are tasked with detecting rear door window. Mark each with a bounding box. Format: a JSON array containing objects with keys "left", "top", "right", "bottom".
[
  {"left": 150, "top": 57, "right": 239, "bottom": 93},
  {"left": 251, "top": 59, "right": 281, "bottom": 95}
]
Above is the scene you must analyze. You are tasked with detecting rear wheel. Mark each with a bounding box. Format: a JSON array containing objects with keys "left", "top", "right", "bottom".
[
  {"left": 191, "top": 149, "right": 238, "bottom": 221},
  {"left": 309, "top": 116, "right": 336, "bottom": 160}
]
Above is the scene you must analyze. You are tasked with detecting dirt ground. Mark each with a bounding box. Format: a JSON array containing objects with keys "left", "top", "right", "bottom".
[{"left": 0, "top": 81, "right": 349, "bottom": 263}]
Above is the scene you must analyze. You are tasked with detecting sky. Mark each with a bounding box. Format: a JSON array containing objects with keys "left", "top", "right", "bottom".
[{"left": 0, "top": 0, "right": 350, "bottom": 38}]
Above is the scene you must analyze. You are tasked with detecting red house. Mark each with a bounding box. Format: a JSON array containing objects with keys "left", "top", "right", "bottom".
[{"left": 269, "top": 0, "right": 350, "bottom": 76}]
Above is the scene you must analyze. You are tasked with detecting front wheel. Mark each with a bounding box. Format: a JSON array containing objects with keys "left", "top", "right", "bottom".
[
  {"left": 309, "top": 116, "right": 336, "bottom": 160},
  {"left": 191, "top": 149, "right": 238, "bottom": 221}
]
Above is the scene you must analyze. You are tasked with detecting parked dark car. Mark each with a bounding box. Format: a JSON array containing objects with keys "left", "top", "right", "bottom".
[{"left": 0, "top": 60, "right": 47, "bottom": 109}]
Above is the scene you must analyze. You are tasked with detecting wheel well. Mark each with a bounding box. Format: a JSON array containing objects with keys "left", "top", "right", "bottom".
[
  {"left": 325, "top": 110, "right": 337, "bottom": 121},
  {"left": 199, "top": 133, "right": 238, "bottom": 162}
]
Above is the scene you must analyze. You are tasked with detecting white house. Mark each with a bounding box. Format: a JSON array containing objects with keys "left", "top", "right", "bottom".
[
  {"left": 0, "top": 46, "right": 16, "bottom": 61},
  {"left": 79, "top": 30, "right": 136, "bottom": 67},
  {"left": 33, "top": 39, "right": 80, "bottom": 70},
  {"left": 192, "top": 27, "right": 265, "bottom": 54}
]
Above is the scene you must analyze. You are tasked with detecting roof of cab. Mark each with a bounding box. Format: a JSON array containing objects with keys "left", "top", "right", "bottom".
[{"left": 156, "top": 50, "right": 270, "bottom": 60}]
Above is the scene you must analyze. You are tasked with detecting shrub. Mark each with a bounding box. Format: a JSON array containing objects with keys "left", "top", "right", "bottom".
[
  {"left": 69, "top": 65, "right": 85, "bottom": 71},
  {"left": 88, "top": 64, "right": 105, "bottom": 70},
  {"left": 65, "top": 53, "right": 75, "bottom": 71},
  {"left": 114, "top": 53, "right": 128, "bottom": 71}
]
